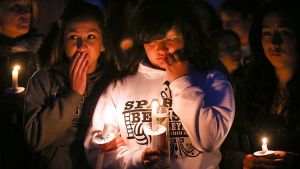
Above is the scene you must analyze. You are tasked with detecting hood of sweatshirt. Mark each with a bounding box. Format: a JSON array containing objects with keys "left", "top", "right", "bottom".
[{"left": 138, "top": 62, "right": 166, "bottom": 79}]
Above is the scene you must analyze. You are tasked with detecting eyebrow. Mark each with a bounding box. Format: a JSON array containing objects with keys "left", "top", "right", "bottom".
[
  {"left": 65, "top": 29, "right": 101, "bottom": 33},
  {"left": 262, "top": 24, "right": 293, "bottom": 29}
]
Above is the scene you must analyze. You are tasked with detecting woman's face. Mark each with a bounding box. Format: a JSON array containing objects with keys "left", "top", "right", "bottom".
[
  {"left": 64, "top": 20, "right": 103, "bottom": 73},
  {"left": 218, "top": 34, "right": 241, "bottom": 71},
  {"left": 0, "top": 0, "right": 32, "bottom": 38},
  {"left": 143, "top": 27, "right": 184, "bottom": 70},
  {"left": 220, "top": 10, "right": 245, "bottom": 34},
  {"left": 262, "top": 12, "right": 298, "bottom": 70}
]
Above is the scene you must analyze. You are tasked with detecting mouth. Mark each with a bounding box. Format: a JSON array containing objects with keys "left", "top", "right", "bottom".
[
  {"left": 269, "top": 51, "right": 282, "bottom": 56},
  {"left": 18, "top": 20, "right": 30, "bottom": 27},
  {"left": 19, "top": 16, "right": 30, "bottom": 23},
  {"left": 157, "top": 55, "right": 167, "bottom": 60},
  {"left": 268, "top": 47, "right": 282, "bottom": 56}
]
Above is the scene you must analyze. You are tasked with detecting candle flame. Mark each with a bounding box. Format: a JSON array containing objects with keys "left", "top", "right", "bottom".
[
  {"left": 151, "top": 99, "right": 159, "bottom": 109},
  {"left": 262, "top": 137, "right": 267, "bottom": 144},
  {"left": 13, "top": 65, "right": 20, "bottom": 71}
]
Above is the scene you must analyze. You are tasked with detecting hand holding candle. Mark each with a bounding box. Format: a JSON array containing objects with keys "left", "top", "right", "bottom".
[
  {"left": 254, "top": 136, "right": 274, "bottom": 156},
  {"left": 92, "top": 113, "right": 116, "bottom": 169}
]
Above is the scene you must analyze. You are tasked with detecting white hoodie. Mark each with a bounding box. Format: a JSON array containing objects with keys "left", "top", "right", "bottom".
[{"left": 84, "top": 63, "right": 235, "bottom": 169}]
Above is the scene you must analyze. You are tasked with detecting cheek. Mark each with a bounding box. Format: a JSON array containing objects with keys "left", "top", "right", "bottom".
[
  {"left": 285, "top": 39, "right": 297, "bottom": 54},
  {"left": 143, "top": 44, "right": 153, "bottom": 57},
  {"left": 94, "top": 41, "right": 102, "bottom": 55},
  {"left": 1, "top": 14, "right": 18, "bottom": 27},
  {"left": 64, "top": 41, "right": 76, "bottom": 59},
  {"left": 261, "top": 38, "right": 269, "bottom": 51}
]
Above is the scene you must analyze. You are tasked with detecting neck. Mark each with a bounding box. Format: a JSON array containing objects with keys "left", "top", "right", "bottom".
[{"left": 276, "top": 67, "right": 295, "bottom": 89}]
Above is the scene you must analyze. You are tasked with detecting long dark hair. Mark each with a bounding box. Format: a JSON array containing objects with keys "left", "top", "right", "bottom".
[
  {"left": 237, "top": 0, "right": 300, "bottom": 134},
  {"left": 118, "top": 0, "right": 216, "bottom": 75}
]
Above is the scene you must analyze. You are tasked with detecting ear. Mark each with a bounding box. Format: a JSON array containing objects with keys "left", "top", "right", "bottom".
[{"left": 101, "top": 46, "right": 105, "bottom": 52}]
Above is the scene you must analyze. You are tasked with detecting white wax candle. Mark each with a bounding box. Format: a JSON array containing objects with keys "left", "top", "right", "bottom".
[
  {"left": 102, "top": 123, "right": 109, "bottom": 138},
  {"left": 151, "top": 99, "right": 159, "bottom": 131},
  {"left": 262, "top": 137, "right": 268, "bottom": 153},
  {"left": 12, "top": 65, "right": 20, "bottom": 90},
  {"left": 152, "top": 135, "right": 157, "bottom": 150}
]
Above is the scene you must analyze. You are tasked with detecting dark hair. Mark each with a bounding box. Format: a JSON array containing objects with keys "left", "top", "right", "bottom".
[
  {"left": 238, "top": 0, "right": 300, "bottom": 133},
  {"left": 0, "top": 0, "right": 39, "bottom": 21},
  {"left": 209, "top": 29, "right": 240, "bottom": 55},
  {"left": 188, "top": 0, "right": 222, "bottom": 36},
  {"left": 221, "top": 0, "right": 261, "bottom": 20},
  {"left": 49, "top": 2, "right": 114, "bottom": 72},
  {"left": 249, "top": 0, "right": 300, "bottom": 65},
  {"left": 118, "top": 0, "right": 216, "bottom": 74}
]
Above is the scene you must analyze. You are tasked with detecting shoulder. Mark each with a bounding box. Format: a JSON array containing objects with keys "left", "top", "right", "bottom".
[
  {"left": 193, "top": 69, "right": 230, "bottom": 84},
  {"left": 27, "top": 68, "right": 51, "bottom": 87},
  {"left": 28, "top": 67, "right": 65, "bottom": 87},
  {"left": 30, "top": 68, "right": 49, "bottom": 81},
  {"left": 206, "top": 69, "right": 229, "bottom": 80}
]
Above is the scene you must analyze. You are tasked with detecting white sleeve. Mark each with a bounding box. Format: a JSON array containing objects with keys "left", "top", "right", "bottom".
[
  {"left": 84, "top": 85, "right": 145, "bottom": 169},
  {"left": 169, "top": 72, "right": 235, "bottom": 152}
]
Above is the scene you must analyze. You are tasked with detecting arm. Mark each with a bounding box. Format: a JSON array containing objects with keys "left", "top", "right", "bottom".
[
  {"left": 84, "top": 85, "right": 146, "bottom": 169},
  {"left": 169, "top": 71, "right": 235, "bottom": 152},
  {"left": 23, "top": 70, "right": 83, "bottom": 151}
]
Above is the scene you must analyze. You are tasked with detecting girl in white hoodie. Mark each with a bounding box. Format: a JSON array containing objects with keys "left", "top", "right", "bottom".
[{"left": 85, "top": 0, "right": 235, "bottom": 168}]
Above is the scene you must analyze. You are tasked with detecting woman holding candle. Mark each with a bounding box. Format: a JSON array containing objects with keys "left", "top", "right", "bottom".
[
  {"left": 0, "top": 0, "right": 42, "bottom": 92},
  {"left": 23, "top": 2, "right": 117, "bottom": 169},
  {"left": 0, "top": 0, "right": 42, "bottom": 168},
  {"left": 221, "top": 0, "right": 300, "bottom": 168},
  {"left": 84, "top": 0, "right": 235, "bottom": 168}
]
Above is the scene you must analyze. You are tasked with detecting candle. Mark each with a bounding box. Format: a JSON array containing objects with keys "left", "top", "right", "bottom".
[
  {"left": 151, "top": 99, "right": 159, "bottom": 131},
  {"left": 12, "top": 65, "right": 20, "bottom": 90},
  {"left": 262, "top": 137, "right": 268, "bottom": 153},
  {"left": 102, "top": 112, "right": 111, "bottom": 139},
  {"left": 102, "top": 123, "right": 109, "bottom": 139}
]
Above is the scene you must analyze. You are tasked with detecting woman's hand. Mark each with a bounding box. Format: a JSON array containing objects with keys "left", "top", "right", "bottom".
[
  {"left": 142, "top": 147, "right": 160, "bottom": 169},
  {"left": 70, "top": 51, "right": 88, "bottom": 95},
  {"left": 163, "top": 52, "right": 189, "bottom": 82},
  {"left": 243, "top": 151, "right": 293, "bottom": 169},
  {"left": 99, "top": 134, "right": 125, "bottom": 152}
]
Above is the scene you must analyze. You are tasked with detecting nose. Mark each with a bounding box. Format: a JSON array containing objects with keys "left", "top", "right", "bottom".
[
  {"left": 156, "top": 41, "right": 170, "bottom": 55},
  {"left": 271, "top": 33, "right": 283, "bottom": 45},
  {"left": 77, "top": 39, "right": 87, "bottom": 51}
]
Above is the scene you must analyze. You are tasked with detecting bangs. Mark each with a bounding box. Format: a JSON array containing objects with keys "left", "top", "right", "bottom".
[
  {"left": 130, "top": 0, "right": 178, "bottom": 44},
  {"left": 136, "top": 15, "right": 174, "bottom": 44}
]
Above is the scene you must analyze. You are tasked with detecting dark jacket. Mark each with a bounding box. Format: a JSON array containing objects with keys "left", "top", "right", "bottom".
[
  {"left": 220, "top": 69, "right": 300, "bottom": 169},
  {"left": 24, "top": 62, "right": 106, "bottom": 169},
  {"left": 0, "top": 31, "right": 42, "bottom": 92}
]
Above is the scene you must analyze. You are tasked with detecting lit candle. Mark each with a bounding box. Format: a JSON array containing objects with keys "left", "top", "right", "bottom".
[
  {"left": 102, "top": 113, "right": 111, "bottom": 139},
  {"left": 102, "top": 122, "right": 109, "bottom": 139},
  {"left": 12, "top": 65, "right": 20, "bottom": 90},
  {"left": 262, "top": 137, "right": 268, "bottom": 153},
  {"left": 151, "top": 99, "right": 159, "bottom": 131}
]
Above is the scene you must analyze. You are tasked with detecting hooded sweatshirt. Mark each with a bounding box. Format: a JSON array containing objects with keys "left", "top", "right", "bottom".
[{"left": 84, "top": 62, "right": 235, "bottom": 169}]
